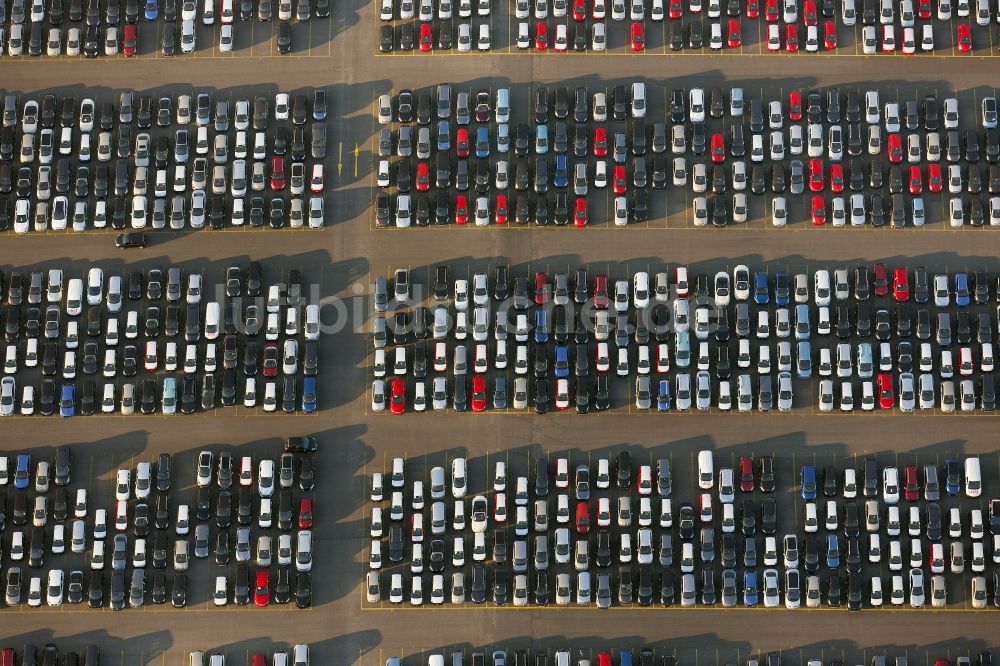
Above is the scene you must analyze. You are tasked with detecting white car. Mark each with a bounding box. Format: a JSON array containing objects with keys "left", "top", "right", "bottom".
[{"left": 46, "top": 569, "right": 64, "bottom": 606}]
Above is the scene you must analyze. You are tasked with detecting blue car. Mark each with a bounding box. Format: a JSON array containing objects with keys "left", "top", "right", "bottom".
[
  {"left": 535, "top": 124, "right": 549, "bottom": 154},
  {"left": 657, "top": 379, "right": 672, "bottom": 411},
  {"left": 553, "top": 155, "right": 568, "bottom": 188},
  {"left": 474, "top": 126, "right": 490, "bottom": 159},
  {"left": 743, "top": 571, "right": 759, "bottom": 606},
  {"left": 944, "top": 458, "right": 961, "bottom": 495},
  {"left": 436, "top": 120, "right": 451, "bottom": 152},
  {"left": 301, "top": 377, "right": 317, "bottom": 413},
  {"left": 553, "top": 345, "right": 569, "bottom": 379},
  {"left": 59, "top": 383, "right": 75, "bottom": 417},
  {"left": 143, "top": 0, "right": 158, "bottom": 19},
  {"left": 826, "top": 534, "right": 840, "bottom": 569},
  {"left": 534, "top": 308, "right": 549, "bottom": 344},
  {"left": 954, "top": 273, "right": 970, "bottom": 307},
  {"left": 14, "top": 454, "right": 31, "bottom": 489},
  {"left": 774, "top": 272, "right": 790, "bottom": 306},
  {"left": 800, "top": 465, "right": 817, "bottom": 500},
  {"left": 620, "top": 651, "right": 633, "bottom": 666},
  {"left": 753, "top": 272, "right": 769, "bottom": 304}
]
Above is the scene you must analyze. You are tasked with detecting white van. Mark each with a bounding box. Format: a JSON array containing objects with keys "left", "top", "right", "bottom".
[
  {"left": 204, "top": 302, "right": 220, "bottom": 339},
  {"left": 697, "top": 450, "right": 714, "bottom": 489},
  {"left": 66, "top": 278, "right": 84, "bottom": 315},
  {"left": 965, "top": 457, "right": 982, "bottom": 497}
]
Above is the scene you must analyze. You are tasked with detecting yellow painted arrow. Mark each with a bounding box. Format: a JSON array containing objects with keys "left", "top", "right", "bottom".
[
  {"left": 354, "top": 144, "right": 360, "bottom": 177},
  {"left": 337, "top": 142, "right": 343, "bottom": 176}
]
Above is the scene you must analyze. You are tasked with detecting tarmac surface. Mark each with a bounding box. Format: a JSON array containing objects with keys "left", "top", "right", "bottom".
[{"left": 3, "top": 5, "right": 1000, "bottom": 664}]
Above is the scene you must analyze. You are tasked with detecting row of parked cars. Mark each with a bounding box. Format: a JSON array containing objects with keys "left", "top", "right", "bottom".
[
  {"left": 0, "top": 264, "right": 322, "bottom": 415},
  {"left": 191, "top": 645, "right": 312, "bottom": 666},
  {"left": 1, "top": 444, "right": 317, "bottom": 609},
  {"left": 366, "top": 452, "right": 1000, "bottom": 608},
  {"left": 374, "top": 83, "right": 1000, "bottom": 227},
  {"left": 387, "top": 652, "right": 995, "bottom": 666},
  {"left": 0, "top": 0, "right": 328, "bottom": 57},
  {"left": 0, "top": 645, "right": 101, "bottom": 665},
  {"left": 370, "top": 263, "right": 1000, "bottom": 413},
  {"left": 0, "top": 88, "right": 329, "bottom": 231}
]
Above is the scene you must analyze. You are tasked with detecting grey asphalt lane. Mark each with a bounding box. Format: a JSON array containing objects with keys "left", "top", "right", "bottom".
[{"left": 3, "top": 1, "right": 1000, "bottom": 662}]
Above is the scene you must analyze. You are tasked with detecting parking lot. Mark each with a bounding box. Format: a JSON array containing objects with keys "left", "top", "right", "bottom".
[
  {"left": 375, "top": 0, "right": 1000, "bottom": 55},
  {"left": 3, "top": 8, "right": 1000, "bottom": 666}
]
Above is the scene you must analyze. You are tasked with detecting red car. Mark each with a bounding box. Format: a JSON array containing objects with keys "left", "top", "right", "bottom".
[
  {"left": 254, "top": 569, "right": 270, "bottom": 607},
  {"left": 123, "top": 24, "right": 138, "bottom": 57},
  {"left": 873, "top": 262, "right": 889, "bottom": 296},
  {"left": 455, "top": 194, "right": 469, "bottom": 224},
  {"left": 575, "top": 501, "right": 590, "bottom": 535},
  {"left": 746, "top": 0, "right": 760, "bottom": 18},
  {"left": 908, "top": 165, "right": 923, "bottom": 194},
  {"left": 535, "top": 21, "right": 548, "bottom": 50},
  {"left": 803, "top": 0, "right": 817, "bottom": 23},
  {"left": 262, "top": 342, "right": 279, "bottom": 377},
  {"left": 252, "top": 656, "right": 266, "bottom": 666},
  {"left": 823, "top": 20, "right": 836, "bottom": 49},
  {"left": 419, "top": 22, "right": 433, "bottom": 51},
  {"left": 415, "top": 162, "right": 430, "bottom": 192},
  {"left": 456, "top": 128, "right": 470, "bottom": 158},
  {"left": 613, "top": 164, "right": 627, "bottom": 194},
  {"left": 810, "top": 195, "right": 826, "bottom": 225},
  {"left": 574, "top": 197, "right": 588, "bottom": 227},
  {"left": 270, "top": 156, "right": 286, "bottom": 191},
  {"left": 957, "top": 23, "right": 972, "bottom": 52},
  {"left": 808, "top": 159, "right": 824, "bottom": 192},
  {"left": 893, "top": 267, "right": 909, "bottom": 302},
  {"left": 829, "top": 163, "right": 844, "bottom": 192},
  {"left": 872, "top": 261, "right": 889, "bottom": 296},
  {"left": 573, "top": 0, "right": 587, "bottom": 20},
  {"left": 593, "top": 127, "right": 608, "bottom": 156},
  {"left": 738, "top": 457, "right": 754, "bottom": 492},
  {"left": 471, "top": 374, "right": 487, "bottom": 412},
  {"left": 727, "top": 18, "right": 741, "bottom": 47},
  {"left": 630, "top": 21, "right": 645, "bottom": 50},
  {"left": 390, "top": 377, "right": 406, "bottom": 415},
  {"left": 764, "top": 0, "right": 779, "bottom": 20},
  {"left": 785, "top": 24, "right": 798, "bottom": 51},
  {"left": 710, "top": 133, "right": 725, "bottom": 163},
  {"left": 788, "top": 90, "right": 802, "bottom": 121},
  {"left": 670, "top": 0, "right": 684, "bottom": 17},
  {"left": 535, "top": 271, "right": 550, "bottom": 304},
  {"left": 903, "top": 464, "right": 919, "bottom": 501},
  {"left": 887, "top": 133, "right": 903, "bottom": 163},
  {"left": 298, "top": 497, "right": 314, "bottom": 529},
  {"left": 494, "top": 194, "right": 508, "bottom": 224},
  {"left": 877, "top": 373, "right": 894, "bottom": 410},
  {"left": 917, "top": 0, "right": 931, "bottom": 17},
  {"left": 593, "top": 274, "right": 609, "bottom": 309},
  {"left": 927, "top": 163, "right": 943, "bottom": 193}
]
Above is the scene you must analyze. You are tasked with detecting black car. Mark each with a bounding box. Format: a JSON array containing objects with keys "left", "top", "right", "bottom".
[
  {"left": 88, "top": 571, "right": 104, "bottom": 608},
  {"left": 274, "top": 567, "right": 291, "bottom": 604},
  {"left": 295, "top": 572, "right": 312, "bottom": 608},
  {"left": 172, "top": 573, "right": 188, "bottom": 607}
]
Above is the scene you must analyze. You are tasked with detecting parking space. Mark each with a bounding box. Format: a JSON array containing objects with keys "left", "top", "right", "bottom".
[
  {"left": 0, "top": 2, "right": 332, "bottom": 60},
  {"left": 375, "top": 0, "right": 1000, "bottom": 55},
  {"left": 1, "top": 86, "right": 329, "bottom": 235},
  {"left": 372, "top": 80, "right": 1000, "bottom": 230},
  {"left": 366, "top": 258, "right": 1000, "bottom": 416},
  {"left": 0, "top": 439, "right": 316, "bottom": 613},
  {"left": 362, "top": 446, "right": 1000, "bottom": 610},
  {"left": 0, "top": 259, "right": 323, "bottom": 416}
]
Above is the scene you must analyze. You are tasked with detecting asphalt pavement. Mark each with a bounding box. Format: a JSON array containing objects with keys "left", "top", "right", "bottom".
[{"left": 2, "top": 3, "right": 1000, "bottom": 664}]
